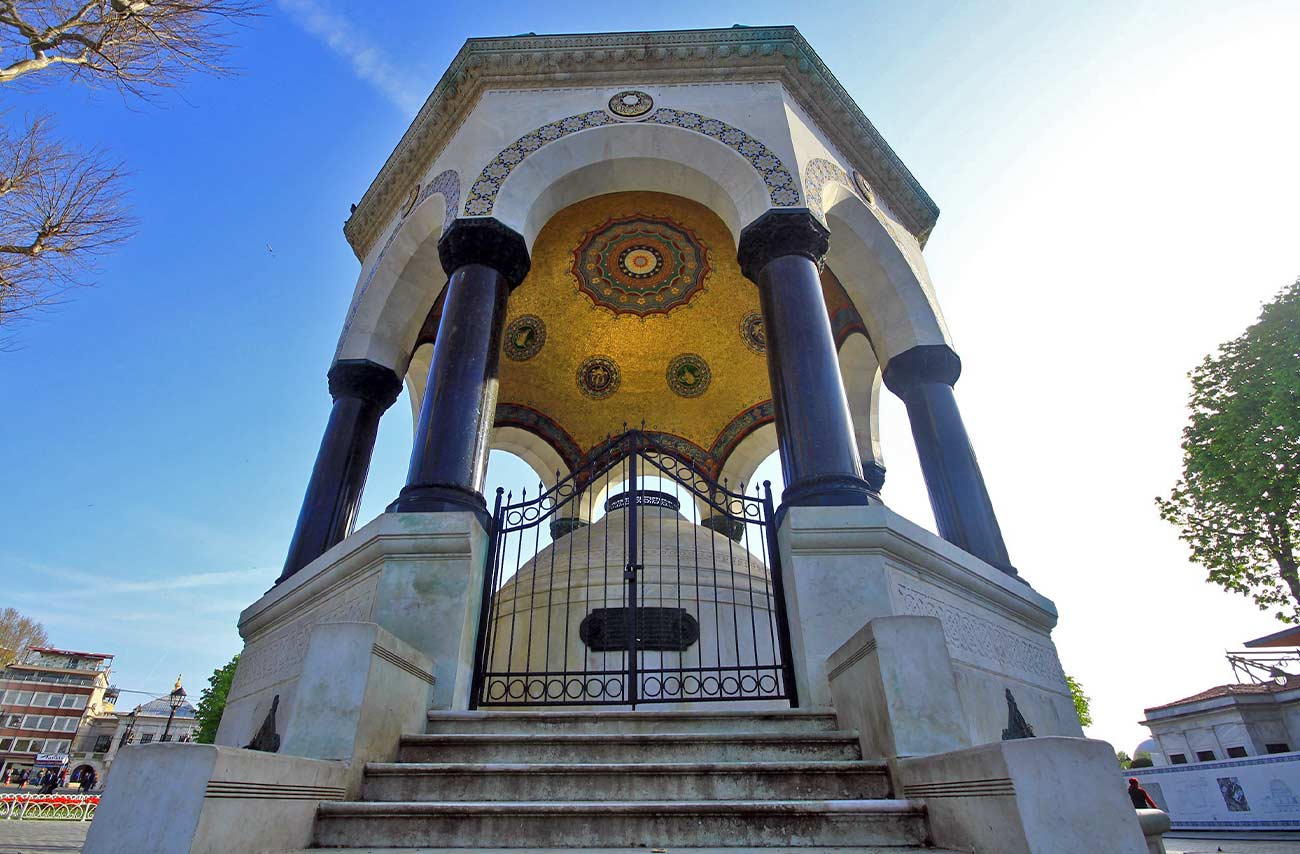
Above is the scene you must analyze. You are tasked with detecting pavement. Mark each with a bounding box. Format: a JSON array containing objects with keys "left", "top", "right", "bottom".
[
  {"left": 0, "top": 820, "right": 89, "bottom": 853},
  {"left": 1165, "top": 834, "right": 1300, "bottom": 854},
  {"left": 0, "top": 820, "right": 1296, "bottom": 854}
]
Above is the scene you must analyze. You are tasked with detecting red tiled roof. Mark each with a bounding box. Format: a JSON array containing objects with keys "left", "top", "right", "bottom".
[{"left": 1146, "top": 675, "right": 1300, "bottom": 713}]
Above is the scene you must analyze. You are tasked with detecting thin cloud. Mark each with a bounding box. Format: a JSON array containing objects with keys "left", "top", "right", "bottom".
[{"left": 277, "top": 0, "right": 425, "bottom": 114}]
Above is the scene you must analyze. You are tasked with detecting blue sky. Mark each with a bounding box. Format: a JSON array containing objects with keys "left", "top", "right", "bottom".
[{"left": 2, "top": 1, "right": 1298, "bottom": 749}]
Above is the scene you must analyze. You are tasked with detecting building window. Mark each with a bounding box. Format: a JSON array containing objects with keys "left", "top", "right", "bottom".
[
  {"left": 0, "top": 738, "right": 11, "bottom": 751},
  {"left": 1267, "top": 743, "right": 1292, "bottom": 754},
  {"left": 139, "top": 733, "right": 153, "bottom": 744},
  {"left": 1196, "top": 750, "right": 1217, "bottom": 762},
  {"left": 1169, "top": 753, "right": 1188, "bottom": 764},
  {"left": 93, "top": 735, "right": 112, "bottom": 753},
  {"left": 1226, "top": 746, "right": 1248, "bottom": 758},
  {"left": 62, "top": 695, "right": 82, "bottom": 709}
]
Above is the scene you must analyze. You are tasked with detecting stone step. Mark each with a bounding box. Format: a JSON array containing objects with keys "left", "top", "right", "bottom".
[
  {"left": 292, "top": 842, "right": 967, "bottom": 847},
  {"left": 396, "top": 731, "right": 862, "bottom": 764},
  {"left": 426, "top": 708, "right": 840, "bottom": 735},
  {"left": 313, "top": 799, "right": 929, "bottom": 849},
  {"left": 362, "top": 759, "right": 891, "bottom": 802}
]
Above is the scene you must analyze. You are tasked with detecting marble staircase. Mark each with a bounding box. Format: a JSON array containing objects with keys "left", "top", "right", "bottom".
[{"left": 308, "top": 709, "right": 956, "bottom": 851}]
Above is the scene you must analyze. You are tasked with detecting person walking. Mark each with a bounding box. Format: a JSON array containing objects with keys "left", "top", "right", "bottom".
[
  {"left": 16, "top": 769, "right": 28, "bottom": 789},
  {"left": 1128, "top": 777, "right": 1158, "bottom": 809}
]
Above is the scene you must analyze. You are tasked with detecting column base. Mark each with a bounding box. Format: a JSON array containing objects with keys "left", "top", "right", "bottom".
[
  {"left": 388, "top": 484, "right": 491, "bottom": 529},
  {"left": 782, "top": 474, "right": 878, "bottom": 509}
]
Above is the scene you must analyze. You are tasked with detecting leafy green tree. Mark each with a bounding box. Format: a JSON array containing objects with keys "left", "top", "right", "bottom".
[
  {"left": 1116, "top": 750, "right": 1132, "bottom": 770},
  {"left": 1066, "top": 675, "right": 1093, "bottom": 728},
  {"left": 193, "top": 654, "right": 239, "bottom": 744},
  {"left": 1157, "top": 279, "right": 1300, "bottom": 622},
  {"left": 1130, "top": 752, "right": 1154, "bottom": 768}
]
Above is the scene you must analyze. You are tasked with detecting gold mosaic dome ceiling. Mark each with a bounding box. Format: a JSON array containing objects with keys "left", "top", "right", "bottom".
[{"left": 495, "top": 192, "right": 772, "bottom": 475}]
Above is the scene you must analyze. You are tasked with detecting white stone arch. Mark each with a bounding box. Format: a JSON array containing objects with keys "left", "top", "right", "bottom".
[
  {"left": 482, "top": 117, "right": 799, "bottom": 250},
  {"left": 808, "top": 170, "right": 953, "bottom": 364},
  {"left": 491, "top": 427, "right": 569, "bottom": 489},
  {"left": 837, "top": 332, "right": 884, "bottom": 466},
  {"left": 335, "top": 170, "right": 460, "bottom": 372}
]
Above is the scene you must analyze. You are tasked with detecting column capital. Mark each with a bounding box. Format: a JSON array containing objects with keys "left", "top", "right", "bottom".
[
  {"left": 327, "top": 359, "right": 403, "bottom": 408},
  {"left": 882, "top": 344, "right": 962, "bottom": 395},
  {"left": 736, "top": 208, "right": 830, "bottom": 282},
  {"left": 437, "top": 217, "right": 531, "bottom": 289}
]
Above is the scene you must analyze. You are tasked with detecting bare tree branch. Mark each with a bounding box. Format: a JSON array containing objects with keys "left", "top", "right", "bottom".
[
  {"left": 0, "top": 0, "right": 261, "bottom": 97},
  {"left": 0, "top": 113, "right": 135, "bottom": 334}
]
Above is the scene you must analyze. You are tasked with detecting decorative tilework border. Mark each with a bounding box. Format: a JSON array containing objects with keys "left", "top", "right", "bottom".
[
  {"left": 1128, "top": 752, "right": 1300, "bottom": 777},
  {"left": 339, "top": 170, "right": 460, "bottom": 342},
  {"left": 708, "top": 400, "right": 776, "bottom": 478},
  {"left": 494, "top": 403, "right": 585, "bottom": 474},
  {"left": 804, "top": 157, "right": 867, "bottom": 223},
  {"left": 464, "top": 106, "right": 801, "bottom": 217}
]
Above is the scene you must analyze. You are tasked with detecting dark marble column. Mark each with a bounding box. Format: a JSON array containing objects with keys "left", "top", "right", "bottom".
[
  {"left": 738, "top": 209, "right": 875, "bottom": 508},
  {"left": 388, "top": 218, "right": 530, "bottom": 522},
  {"left": 882, "top": 344, "right": 1017, "bottom": 576},
  {"left": 278, "top": 359, "right": 403, "bottom": 584}
]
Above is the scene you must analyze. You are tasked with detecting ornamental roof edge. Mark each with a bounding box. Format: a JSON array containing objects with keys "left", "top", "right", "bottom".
[{"left": 341, "top": 26, "right": 940, "bottom": 261}]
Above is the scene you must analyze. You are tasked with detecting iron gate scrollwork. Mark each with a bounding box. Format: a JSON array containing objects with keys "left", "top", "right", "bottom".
[{"left": 469, "top": 430, "right": 797, "bottom": 708}]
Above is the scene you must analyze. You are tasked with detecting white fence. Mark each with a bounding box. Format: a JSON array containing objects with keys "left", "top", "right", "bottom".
[{"left": 0, "top": 794, "right": 99, "bottom": 821}]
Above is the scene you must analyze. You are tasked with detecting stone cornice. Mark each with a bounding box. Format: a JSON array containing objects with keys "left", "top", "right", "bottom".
[{"left": 343, "top": 26, "right": 940, "bottom": 261}]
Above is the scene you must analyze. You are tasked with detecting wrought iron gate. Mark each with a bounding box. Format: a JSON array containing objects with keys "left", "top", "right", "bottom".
[{"left": 470, "top": 430, "right": 797, "bottom": 708}]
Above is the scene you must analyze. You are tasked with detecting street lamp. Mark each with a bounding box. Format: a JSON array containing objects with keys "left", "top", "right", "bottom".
[
  {"left": 119, "top": 709, "right": 137, "bottom": 747},
  {"left": 162, "top": 676, "right": 186, "bottom": 743}
]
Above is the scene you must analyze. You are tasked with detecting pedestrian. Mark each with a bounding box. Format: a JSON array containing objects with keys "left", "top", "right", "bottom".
[
  {"left": 1128, "top": 777, "right": 1158, "bottom": 809},
  {"left": 1, "top": 768, "right": 10, "bottom": 785},
  {"left": 17, "top": 769, "right": 28, "bottom": 789}
]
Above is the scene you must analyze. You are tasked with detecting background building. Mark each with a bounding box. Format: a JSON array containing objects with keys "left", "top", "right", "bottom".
[
  {"left": 67, "top": 678, "right": 197, "bottom": 786},
  {"left": 0, "top": 647, "right": 114, "bottom": 782},
  {"left": 1129, "top": 629, "right": 1300, "bottom": 830}
]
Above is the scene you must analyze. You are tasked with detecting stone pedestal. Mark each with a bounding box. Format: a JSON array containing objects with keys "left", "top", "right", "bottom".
[
  {"left": 217, "top": 511, "right": 489, "bottom": 751},
  {"left": 898, "top": 737, "right": 1148, "bottom": 854},
  {"left": 778, "top": 504, "right": 1079, "bottom": 744},
  {"left": 827, "top": 616, "right": 970, "bottom": 762},
  {"left": 83, "top": 744, "right": 348, "bottom": 854}
]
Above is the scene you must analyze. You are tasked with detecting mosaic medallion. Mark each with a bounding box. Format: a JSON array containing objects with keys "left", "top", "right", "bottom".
[
  {"left": 666, "top": 353, "right": 711, "bottom": 398},
  {"left": 503, "top": 315, "right": 546, "bottom": 361},
  {"left": 852, "top": 170, "right": 875, "bottom": 205},
  {"left": 577, "top": 355, "right": 621, "bottom": 399},
  {"left": 740, "top": 311, "right": 766, "bottom": 354},
  {"left": 572, "top": 215, "right": 710, "bottom": 317},
  {"left": 608, "top": 90, "right": 654, "bottom": 119}
]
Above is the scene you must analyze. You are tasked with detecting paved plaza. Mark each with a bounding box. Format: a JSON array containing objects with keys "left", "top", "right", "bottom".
[{"left": 0, "top": 821, "right": 90, "bottom": 854}]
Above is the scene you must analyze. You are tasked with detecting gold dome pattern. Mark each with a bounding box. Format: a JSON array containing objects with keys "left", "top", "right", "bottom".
[{"left": 495, "top": 191, "right": 773, "bottom": 473}]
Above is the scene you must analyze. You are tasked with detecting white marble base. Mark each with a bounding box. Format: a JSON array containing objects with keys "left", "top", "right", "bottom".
[
  {"left": 217, "top": 511, "right": 488, "bottom": 749},
  {"left": 779, "top": 505, "right": 1080, "bottom": 744},
  {"left": 898, "top": 737, "right": 1148, "bottom": 854},
  {"left": 82, "top": 743, "right": 348, "bottom": 854}
]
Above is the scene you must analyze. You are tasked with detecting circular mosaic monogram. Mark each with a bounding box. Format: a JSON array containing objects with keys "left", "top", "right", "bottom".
[
  {"left": 572, "top": 215, "right": 710, "bottom": 317},
  {"left": 608, "top": 90, "right": 654, "bottom": 119},
  {"left": 851, "top": 170, "right": 875, "bottom": 205},
  {"left": 666, "top": 353, "right": 711, "bottom": 398},
  {"left": 503, "top": 315, "right": 546, "bottom": 361},
  {"left": 740, "top": 311, "right": 766, "bottom": 354},
  {"left": 577, "top": 355, "right": 621, "bottom": 399}
]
